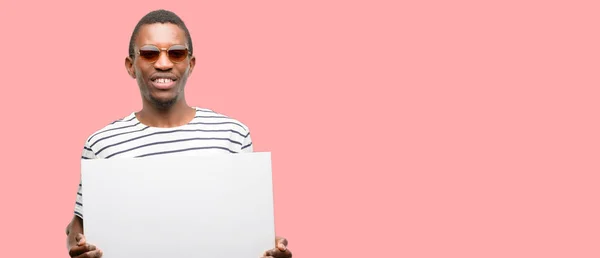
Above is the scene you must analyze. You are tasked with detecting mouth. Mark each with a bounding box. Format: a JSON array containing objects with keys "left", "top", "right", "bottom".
[{"left": 150, "top": 75, "right": 178, "bottom": 90}]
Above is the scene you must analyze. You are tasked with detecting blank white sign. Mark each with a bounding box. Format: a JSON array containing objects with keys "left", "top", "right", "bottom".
[{"left": 80, "top": 152, "right": 276, "bottom": 258}]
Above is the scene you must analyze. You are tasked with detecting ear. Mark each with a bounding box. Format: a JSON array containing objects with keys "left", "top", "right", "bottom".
[
  {"left": 125, "top": 56, "right": 136, "bottom": 79},
  {"left": 188, "top": 55, "right": 196, "bottom": 76}
]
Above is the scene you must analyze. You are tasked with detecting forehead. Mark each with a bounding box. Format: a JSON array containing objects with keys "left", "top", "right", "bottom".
[{"left": 135, "top": 23, "right": 187, "bottom": 48}]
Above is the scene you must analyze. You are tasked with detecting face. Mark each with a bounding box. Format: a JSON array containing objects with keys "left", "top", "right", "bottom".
[{"left": 125, "top": 23, "right": 196, "bottom": 109}]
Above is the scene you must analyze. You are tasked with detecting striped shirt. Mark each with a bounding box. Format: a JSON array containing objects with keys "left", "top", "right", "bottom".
[{"left": 73, "top": 107, "right": 253, "bottom": 219}]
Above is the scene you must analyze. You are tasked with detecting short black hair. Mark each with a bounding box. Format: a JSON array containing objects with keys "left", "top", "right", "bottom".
[{"left": 128, "top": 9, "right": 193, "bottom": 59}]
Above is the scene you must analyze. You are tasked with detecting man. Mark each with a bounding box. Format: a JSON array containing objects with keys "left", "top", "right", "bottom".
[{"left": 65, "top": 9, "right": 292, "bottom": 258}]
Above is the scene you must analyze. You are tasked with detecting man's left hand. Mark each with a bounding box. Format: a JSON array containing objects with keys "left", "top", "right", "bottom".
[{"left": 262, "top": 236, "right": 292, "bottom": 258}]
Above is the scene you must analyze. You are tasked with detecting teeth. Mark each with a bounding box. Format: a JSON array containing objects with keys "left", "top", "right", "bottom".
[{"left": 156, "top": 78, "right": 173, "bottom": 83}]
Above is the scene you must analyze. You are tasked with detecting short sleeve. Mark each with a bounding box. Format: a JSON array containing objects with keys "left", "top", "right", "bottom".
[
  {"left": 240, "top": 131, "right": 253, "bottom": 153},
  {"left": 74, "top": 141, "right": 97, "bottom": 219}
]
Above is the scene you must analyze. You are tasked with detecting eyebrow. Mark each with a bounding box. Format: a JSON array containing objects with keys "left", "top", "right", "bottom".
[{"left": 140, "top": 44, "right": 187, "bottom": 48}]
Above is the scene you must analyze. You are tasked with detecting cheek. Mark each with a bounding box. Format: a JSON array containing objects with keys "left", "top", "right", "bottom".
[
  {"left": 134, "top": 61, "right": 153, "bottom": 75},
  {"left": 176, "top": 63, "right": 190, "bottom": 73},
  {"left": 135, "top": 70, "right": 148, "bottom": 85},
  {"left": 135, "top": 67, "right": 151, "bottom": 80}
]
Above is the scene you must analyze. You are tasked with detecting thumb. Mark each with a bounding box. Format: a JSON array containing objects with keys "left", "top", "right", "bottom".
[
  {"left": 276, "top": 238, "right": 287, "bottom": 251},
  {"left": 278, "top": 243, "right": 287, "bottom": 251},
  {"left": 76, "top": 234, "right": 86, "bottom": 246}
]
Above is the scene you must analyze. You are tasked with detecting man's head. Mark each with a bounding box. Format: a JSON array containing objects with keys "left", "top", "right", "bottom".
[{"left": 125, "top": 9, "right": 196, "bottom": 110}]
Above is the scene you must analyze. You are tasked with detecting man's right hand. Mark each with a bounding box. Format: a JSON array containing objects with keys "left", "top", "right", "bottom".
[{"left": 68, "top": 233, "right": 103, "bottom": 258}]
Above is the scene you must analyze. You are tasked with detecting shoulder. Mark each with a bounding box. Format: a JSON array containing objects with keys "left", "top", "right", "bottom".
[
  {"left": 192, "top": 107, "right": 251, "bottom": 135},
  {"left": 83, "top": 111, "right": 139, "bottom": 144},
  {"left": 194, "top": 107, "right": 254, "bottom": 151}
]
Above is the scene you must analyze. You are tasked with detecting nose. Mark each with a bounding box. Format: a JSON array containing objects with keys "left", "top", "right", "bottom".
[{"left": 153, "top": 51, "right": 174, "bottom": 70}]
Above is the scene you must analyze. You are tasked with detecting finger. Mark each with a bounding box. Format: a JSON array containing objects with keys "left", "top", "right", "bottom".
[
  {"left": 275, "top": 237, "right": 288, "bottom": 249},
  {"left": 270, "top": 248, "right": 293, "bottom": 258},
  {"left": 76, "top": 234, "right": 86, "bottom": 246},
  {"left": 74, "top": 249, "right": 103, "bottom": 258},
  {"left": 263, "top": 248, "right": 276, "bottom": 257},
  {"left": 277, "top": 242, "right": 287, "bottom": 251},
  {"left": 264, "top": 247, "right": 290, "bottom": 258},
  {"left": 69, "top": 244, "right": 95, "bottom": 257},
  {"left": 92, "top": 249, "right": 103, "bottom": 258},
  {"left": 276, "top": 238, "right": 288, "bottom": 251}
]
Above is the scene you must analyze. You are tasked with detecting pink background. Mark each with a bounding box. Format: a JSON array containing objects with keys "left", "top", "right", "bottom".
[{"left": 1, "top": 0, "right": 599, "bottom": 257}]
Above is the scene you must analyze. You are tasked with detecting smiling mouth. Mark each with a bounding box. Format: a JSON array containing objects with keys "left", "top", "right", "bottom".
[{"left": 151, "top": 78, "right": 177, "bottom": 89}]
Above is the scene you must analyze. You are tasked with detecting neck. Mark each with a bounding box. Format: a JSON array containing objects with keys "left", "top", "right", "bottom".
[{"left": 136, "top": 99, "right": 196, "bottom": 128}]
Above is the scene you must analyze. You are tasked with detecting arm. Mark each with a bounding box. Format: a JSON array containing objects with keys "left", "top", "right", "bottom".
[
  {"left": 65, "top": 141, "right": 103, "bottom": 257},
  {"left": 240, "top": 130, "right": 292, "bottom": 257}
]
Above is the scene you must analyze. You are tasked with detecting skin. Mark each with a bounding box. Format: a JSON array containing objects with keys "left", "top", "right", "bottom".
[{"left": 65, "top": 22, "right": 292, "bottom": 258}]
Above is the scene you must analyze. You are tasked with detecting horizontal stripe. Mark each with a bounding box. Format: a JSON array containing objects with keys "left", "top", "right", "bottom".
[
  {"left": 110, "top": 116, "right": 136, "bottom": 124},
  {"left": 188, "top": 121, "right": 247, "bottom": 131},
  {"left": 106, "top": 137, "right": 243, "bottom": 158},
  {"left": 76, "top": 202, "right": 83, "bottom": 206},
  {"left": 88, "top": 122, "right": 141, "bottom": 142},
  {"left": 242, "top": 142, "right": 253, "bottom": 149},
  {"left": 74, "top": 211, "right": 83, "bottom": 218},
  {"left": 81, "top": 156, "right": 91, "bottom": 159},
  {"left": 135, "top": 146, "right": 237, "bottom": 158},
  {"left": 96, "top": 128, "right": 248, "bottom": 155},
  {"left": 77, "top": 192, "right": 82, "bottom": 196},
  {"left": 90, "top": 126, "right": 150, "bottom": 148},
  {"left": 194, "top": 115, "right": 230, "bottom": 119}
]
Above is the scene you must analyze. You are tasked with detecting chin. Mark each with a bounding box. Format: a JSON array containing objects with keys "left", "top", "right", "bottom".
[{"left": 147, "top": 95, "right": 178, "bottom": 109}]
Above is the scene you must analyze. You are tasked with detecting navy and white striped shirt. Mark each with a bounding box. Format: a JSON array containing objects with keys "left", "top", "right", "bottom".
[{"left": 73, "top": 107, "right": 253, "bottom": 218}]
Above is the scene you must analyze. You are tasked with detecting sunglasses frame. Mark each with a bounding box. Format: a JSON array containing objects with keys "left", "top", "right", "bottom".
[{"left": 136, "top": 45, "right": 191, "bottom": 63}]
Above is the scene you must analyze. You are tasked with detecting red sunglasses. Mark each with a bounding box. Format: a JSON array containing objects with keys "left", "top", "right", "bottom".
[{"left": 137, "top": 45, "right": 190, "bottom": 63}]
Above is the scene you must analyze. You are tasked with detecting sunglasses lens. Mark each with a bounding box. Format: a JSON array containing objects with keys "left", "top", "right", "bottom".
[
  {"left": 139, "top": 49, "right": 160, "bottom": 61},
  {"left": 168, "top": 48, "right": 188, "bottom": 62},
  {"left": 138, "top": 46, "right": 189, "bottom": 63}
]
